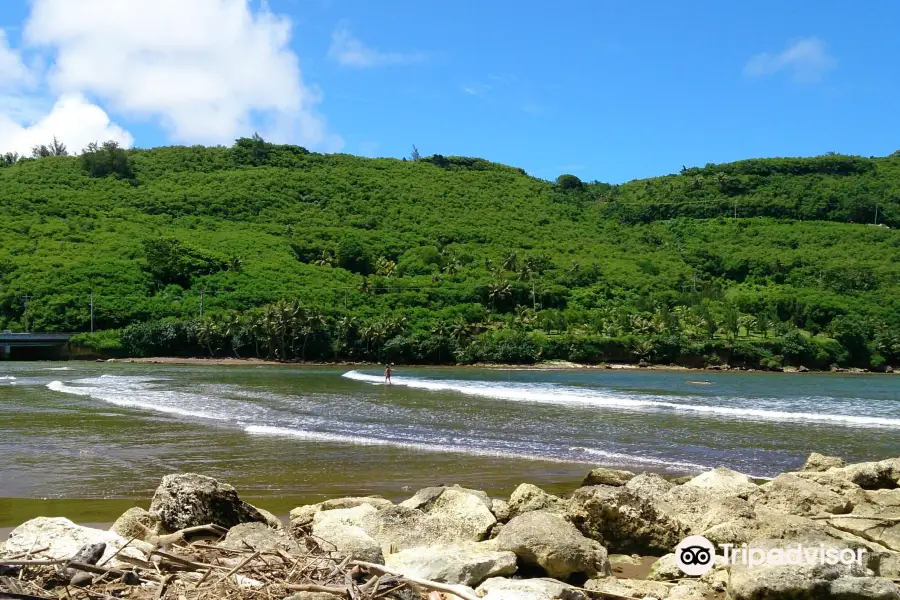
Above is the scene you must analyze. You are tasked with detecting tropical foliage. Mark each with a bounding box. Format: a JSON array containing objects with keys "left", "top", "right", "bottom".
[{"left": 7, "top": 139, "right": 900, "bottom": 370}]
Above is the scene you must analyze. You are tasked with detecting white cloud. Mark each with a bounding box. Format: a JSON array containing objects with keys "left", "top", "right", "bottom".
[
  {"left": 0, "top": 92, "right": 132, "bottom": 156},
  {"left": 0, "top": 30, "right": 33, "bottom": 88},
  {"left": 745, "top": 37, "right": 836, "bottom": 83},
  {"left": 328, "top": 25, "right": 425, "bottom": 68},
  {"left": 3, "top": 0, "right": 341, "bottom": 152}
]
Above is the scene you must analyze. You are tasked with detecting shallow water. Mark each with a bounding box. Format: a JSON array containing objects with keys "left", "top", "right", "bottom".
[{"left": 1, "top": 362, "right": 898, "bottom": 524}]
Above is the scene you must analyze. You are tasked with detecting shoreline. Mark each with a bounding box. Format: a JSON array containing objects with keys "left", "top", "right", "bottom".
[{"left": 96, "top": 356, "right": 884, "bottom": 374}]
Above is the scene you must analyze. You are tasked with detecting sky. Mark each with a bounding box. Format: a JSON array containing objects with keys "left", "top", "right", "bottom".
[{"left": 0, "top": 0, "right": 898, "bottom": 184}]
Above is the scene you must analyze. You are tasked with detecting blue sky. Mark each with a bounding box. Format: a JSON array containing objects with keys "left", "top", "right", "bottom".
[{"left": 1, "top": 1, "right": 899, "bottom": 183}]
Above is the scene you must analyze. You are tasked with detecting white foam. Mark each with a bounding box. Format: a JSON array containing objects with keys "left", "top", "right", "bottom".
[
  {"left": 342, "top": 371, "right": 900, "bottom": 429},
  {"left": 246, "top": 425, "right": 592, "bottom": 463},
  {"left": 569, "top": 447, "right": 709, "bottom": 471},
  {"left": 46, "top": 378, "right": 229, "bottom": 421}
]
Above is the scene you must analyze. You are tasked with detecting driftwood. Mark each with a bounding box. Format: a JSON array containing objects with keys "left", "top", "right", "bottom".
[
  {"left": 0, "top": 524, "right": 422, "bottom": 600},
  {"left": 812, "top": 514, "right": 900, "bottom": 523}
]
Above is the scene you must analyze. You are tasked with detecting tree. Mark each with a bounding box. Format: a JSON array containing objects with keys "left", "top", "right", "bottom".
[
  {"left": 81, "top": 140, "right": 134, "bottom": 178},
  {"left": 410, "top": 145, "right": 421, "bottom": 161},
  {"left": 556, "top": 174, "right": 583, "bottom": 191}
]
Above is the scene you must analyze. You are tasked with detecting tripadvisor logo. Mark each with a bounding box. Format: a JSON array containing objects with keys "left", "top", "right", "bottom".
[{"left": 674, "top": 535, "right": 867, "bottom": 576}]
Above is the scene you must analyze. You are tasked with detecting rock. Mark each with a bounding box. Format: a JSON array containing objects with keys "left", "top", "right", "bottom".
[
  {"left": 667, "top": 475, "right": 695, "bottom": 485},
  {"left": 250, "top": 505, "right": 284, "bottom": 530},
  {"left": 310, "top": 512, "right": 384, "bottom": 564},
  {"left": 401, "top": 485, "right": 492, "bottom": 512},
  {"left": 476, "top": 577, "right": 585, "bottom": 600},
  {"left": 309, "top": 489, "right": 496, "bottom": 552},
  {"left": 682, "top": 466, "right": 759, "bottom": 498},
  {"left": 492, "top": 499, "right": 511, "bottom": 522},
  {"left": 585, "top": 577, "right": 673, "bottom": 599},
  {"left": 625, "top": 472, "right": 675, "bottom": 498},
  {"left": 798, "top": 458, "right": 900, "bottom": 490},
  {"left": 802, "top": 452, "right": 848, "bottom": 472},
  {"left": 725, "top": 538, "right": 893, "bottom": 600},
  {"left": 4, "top": 517, "right": 146, "bottom": 567},
  {"left": 495, "top": 510, "right": 611, "bottom": 580},
  {"left": 289, "top": 497, "right": 393, "bottom": 534},
  {"left": 283, "top": 593, "right": 345, "bottom": 600},
  {"left": 384, "top": 541, "right": 517, "bottom": 586},
  {"left": 56, "top": 541, "right": 106, "bottom": 583},
  {"left": 219, "top": 522, "right": 300, "bottom": 553},
  {"left": 427, "top": 488, "right": 497, "bottom": 542},
  {"left": 110, "top": 506, "right": 161, "bottom": 543},
  {"left": 608, "top": 553, "right": 643, "bottom": 566},
  {"left": 755, "top": 473, "right": 854, "bottom": 517},
  {"left": 149, "top": 473, "right": 266, "bottom": 531},
  {"left": 582, "top": 467, "right": 635, "bottom": 487},
  {"left": 567, "top": 485, "right": 688, "bottom": 553},
  {"left": 506, "top": 484, "right": 567, "bottom": 519},
  {"left": 828, "top": 489, "right": 900, "bottom": 552},
  {"left": 647, "top": 553, "right": 682, "bottom": 581},
  {"left": 827, "top": 577, "right": 900, "bottom": 599}
]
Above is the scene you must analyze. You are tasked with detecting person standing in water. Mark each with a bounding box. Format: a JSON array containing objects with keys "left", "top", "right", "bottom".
[{"left": 384, "top": 364, "right": 392, "bottom": 385}]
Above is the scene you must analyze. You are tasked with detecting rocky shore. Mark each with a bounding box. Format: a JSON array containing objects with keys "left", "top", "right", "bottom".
[{"left": 2, "top": 453, "right": 899, "bottom": 600}]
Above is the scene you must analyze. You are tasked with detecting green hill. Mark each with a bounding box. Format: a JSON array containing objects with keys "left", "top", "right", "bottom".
[{"left": 2, "top": 138, "right": 900, "bottom": 370}]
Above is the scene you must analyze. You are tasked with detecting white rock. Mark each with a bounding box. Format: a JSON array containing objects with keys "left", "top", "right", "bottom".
[
  {"left": 476, "top": 577, "right": 585, "bottom": 600},
  {"left": 4, "top": 517, "right": 147, "bottom": 567},
  {"left": 384, "top": 542, "right": 516, "bottom": 586}
]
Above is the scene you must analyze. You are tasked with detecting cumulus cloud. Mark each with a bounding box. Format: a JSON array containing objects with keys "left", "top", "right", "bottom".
[
  {"left": 745, "top": 37, "right": 836, "bottom": 84},
  {"left": 0, "top": 0, "right": 342, "bottom": 155},
  {"left": 0, "top": 30, "right": 34, "bottom": 88},
  {"left": 0, "top": 92, "right": 132, "bottom": 156},
  {"left": 328, "top": 25, "right": 425, "bottom": 68}
]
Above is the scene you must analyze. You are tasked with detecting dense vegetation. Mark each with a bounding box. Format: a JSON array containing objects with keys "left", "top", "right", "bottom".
[{"left": 3, "top": 137, "right": 900, "bottom": 370}]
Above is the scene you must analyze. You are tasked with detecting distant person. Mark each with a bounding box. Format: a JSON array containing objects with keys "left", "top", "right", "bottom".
[{"left": 384, "top": 364, "right": 392, "bottom": 385}]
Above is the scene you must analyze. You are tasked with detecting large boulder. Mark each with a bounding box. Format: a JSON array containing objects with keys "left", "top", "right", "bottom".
[
  {"left": 625, "top": 472, "right": 675, "bottom": 498},
  {"left": 4, "top": 517, "right": 147, "bottom": 567},
  {"left": 681, "top": 466, "right": 759, "bottom": 499},
  {"left": 110, "top": 506, "right": 161, "bottom": 543},
  {"left": 400, "top": 485, "right": 492, "bottom": 512},
  {"left": 802, "top": 452, "right": 847, "bottom": 472},
  {"left": 581, "top": 467, "right": 635, "bottom": 487},
  {"left": 586, "top": 576, "right": 711, "bottom": 600},
  {"left": 567, "top": 485, "right": 688, "bottom": 553},
  {"left": 755, "top": 473, "right": 855, "bottom": 517},
  {"left": 727, "top": 539, "right": 899, "bottom": 600},
  {"left": 149, "top": 473, "right": 266, "bottom": 531},
  {"left": 796, "top": 458, "right": 900, "bottom": 491},
  {"left": 506, "top": 484, "right": 566, "bottom": 519},
  {"left": 310, "top": 515, "right": 384, "bottom": 564},
  {"left": 219, "top": 522, "right": 300, "bottom": 553},
  {"left": 495, "top": 510, "right": 611, "bottom": 580},
  {"left": 476, "top": 577, "right": 585, "bottom": 600},
  {"left": 384, "top": 541, "right": 516, "bottom": 586},
  {"left": 827, "top": 489, "right": 900, "bottom": 552},
  {"left": 289, "top": 497, "right": 393, "bottom": 537},
  {"left": 310, "top": 492, "right": 495, "bottom": 553}
]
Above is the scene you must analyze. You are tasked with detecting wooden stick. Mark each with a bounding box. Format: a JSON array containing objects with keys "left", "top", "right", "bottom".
[
  {"left": 349, "top": 561, "right": 480, "bottom": 600},
  {"left": 0, "top": 559, "right": 69, "bottom": 567},
  {"left": 213, "top": 550, "right": 260, "bottom": 585},
  {"left": 812, "top": 514, "right": 900, "bottom": 522},
  {"left": 284, "top": 583, "right": 349, "bottom": 595}
]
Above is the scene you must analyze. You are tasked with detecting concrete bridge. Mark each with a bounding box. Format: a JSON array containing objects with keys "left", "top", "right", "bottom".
[{"left": 0, "top": 332, "right": 73, "bottom": 359}]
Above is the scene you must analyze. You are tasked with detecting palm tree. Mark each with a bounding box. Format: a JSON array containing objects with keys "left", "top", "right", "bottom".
[
  {"left": 723, "top": 305, "right": 740, "bottom": 340},
  {"left": 487, "top": 280, "right": 512, "bottom": 312},
  {"left": 223, "top": 313, "right": 245, "bottom": 358},
  {"left": 195, "top": 317, "right": 221, "bottom": 357},
  {"left": 431, "top": 321, "right": 450, "bottom": 362},
  {"left": 334, "top": 315, "right": 356, "bottom": 360},
  {"left": 502, "top": 251, "right": 519, "bottom": 272},
  {"left": 513, "top": 305, "right": 537, "bottom": 330},
  {"left": 375, "top": 257, "right": 397, "bottom": 278},
  {"left": 450, "top": 317, "right": 473, "bottom": 345}
]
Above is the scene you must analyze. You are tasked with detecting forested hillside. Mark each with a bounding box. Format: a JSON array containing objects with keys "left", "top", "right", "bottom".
[{"left": 2, "top": 138, "right": 900, "bottom": 370}]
